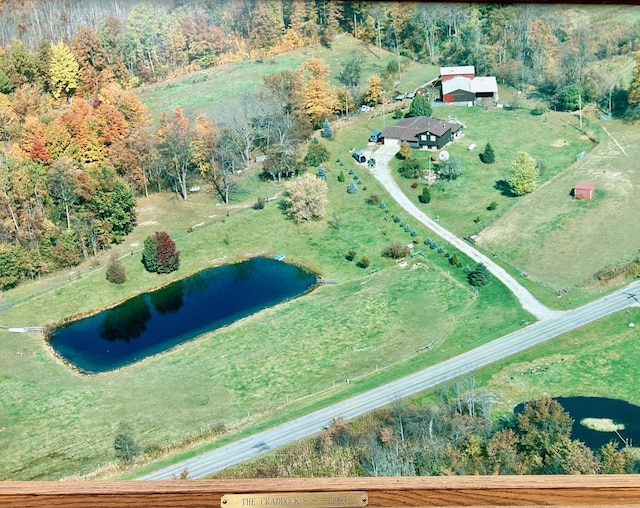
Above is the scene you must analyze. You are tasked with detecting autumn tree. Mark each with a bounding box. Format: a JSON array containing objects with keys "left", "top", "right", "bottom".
[
  {"left": 627, "top": 54, "right": 640, "bottom": 107},
  {"left": 142, "top": 231, "right": 180, "bottom": 274},
  {"left": 363, "top": 74, "right": 383, "bottom": 106},
  {"left": 106, "top": 252, "right": 126, "bottom": 284},
  {"left": 47, "top": 157, "right": 79, "bottom": 230},
  {"left": 398, "top": 141, "right": 411, "bottom": 159},
  {"left": 298, "top": 58, "right": 337, "bottom": 128},
  {"left": 509, "top": 151, "right": 538, "bottom": 195},
  {"left": 70, "top": 24, "right": 111, "bottom": 95},
  {"left": 48, "top": 41, "right": 79, "bottom": 101},
  {"left": 284, "top": 172, "right": 328, "bottom": 223}
]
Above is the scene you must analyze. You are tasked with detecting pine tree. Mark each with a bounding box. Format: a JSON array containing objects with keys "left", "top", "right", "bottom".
[
  {"left": 407, "top": 93, "right": 432, "bottom": 117},
  {"left": 316, "top": 166, "right": 327, "bottom": 180},
  {"left": 419, "top": 186, "right": 431, "bottom": 203},
  {"left": 468, "top": 263, "right": 491, "bottom": 287},
  {"left": 347, "top": 180, "right": 357, "bottom": 194},
  {"left": 321, "top": 118, "right": 332, "bottom": 138},
  {"left": 480, "top": 142, "right": 495, "bottom": 164}
]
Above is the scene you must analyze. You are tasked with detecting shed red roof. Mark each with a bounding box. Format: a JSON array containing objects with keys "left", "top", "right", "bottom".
[{"left": 575, "top": 181, "right": 595, "bottom": 190}]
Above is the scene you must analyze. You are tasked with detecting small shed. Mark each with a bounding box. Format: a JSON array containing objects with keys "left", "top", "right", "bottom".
[{"left": 574, "top": 181, "right": 595, "bottom": 200}]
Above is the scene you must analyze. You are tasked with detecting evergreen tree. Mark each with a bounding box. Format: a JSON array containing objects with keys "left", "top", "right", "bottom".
[
  {"left": 338, "top": 169, "right": 345, "bottom": 182},
  {"left": 468, "top": 262, "right": 491, "bottom": 287},
  {"left": 106, "top": 252, "right": 126, "bottom": 284},
  {"left": 141, "top": 234, "right": 159, "bottom": 273},
  {"left": 316, "top": 166, "right": 327, "bottom": 180},
  {"left": 407, "top": 93, "right": 432, "bottom": 117},
  {"left": 419, "top": 186, "right": 431, "bottom": 203},
  {"left": 480, "top": 142, "right": 495, "bottom": 164},
  {"left": 320, "top": 118, "right": 332, "bottom": 138},
  {"left": 347, "top": 180, "right": 357, "bottom": 194}
]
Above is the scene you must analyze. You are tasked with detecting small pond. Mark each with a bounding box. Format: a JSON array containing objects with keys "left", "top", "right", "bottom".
[
  {"left": 49, "top": 257, "right": 317, "bottom": 374},
  {"left": 515, "top": 396, "right": 640, "bottom": 450}
]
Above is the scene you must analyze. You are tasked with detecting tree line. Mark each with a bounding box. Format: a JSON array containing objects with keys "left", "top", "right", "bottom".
[
  {"left": 3, "top": 1, "right": 640, "bottom": 290},
  {"left": 2, "top": 2, "right": 639, "bottom": 107},
  {"left": 214, "top": 392, "right": 638, "bottom": 479}
]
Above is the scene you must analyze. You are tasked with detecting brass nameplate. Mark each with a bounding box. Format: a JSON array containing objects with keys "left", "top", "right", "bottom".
[{"left": 222, "top": 491, "right": 368, "bottom": 508}]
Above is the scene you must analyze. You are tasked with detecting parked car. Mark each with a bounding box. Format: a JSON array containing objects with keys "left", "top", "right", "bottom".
[
  {"left": 359, "top": 104, "right": 372, "bottom": 112},
  {"left": 406, "top": 91, "right": 416, "bottom": 99},
  {"left": 369, "top": 131, "right": 382, "bottom": 143},
  {"left": 352, "top": 150, "right": 366, "bottom": 163},
  {"left": 394, "top": 93, "right": 406, "bottom": 101}
]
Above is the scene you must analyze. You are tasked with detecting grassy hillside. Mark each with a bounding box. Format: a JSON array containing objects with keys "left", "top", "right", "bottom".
[{"left": 137, "top": 34, "right": 438, "bottom": 123}]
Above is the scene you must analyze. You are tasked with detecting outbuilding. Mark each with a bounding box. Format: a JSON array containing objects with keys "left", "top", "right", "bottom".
[{"left": 574, "top": 181, "right": 595, "bottom": 199}]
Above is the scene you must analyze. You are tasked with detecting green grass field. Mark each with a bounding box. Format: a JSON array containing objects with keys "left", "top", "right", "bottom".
[
  {"left": 0, "top": 109, "right": 531, "bottom": 479},
  {"left": 2, "top": 32, "right": 640, "bottom": 481},
  {"left": 137, "top": 34, "right": 437, "bottom": 123}
]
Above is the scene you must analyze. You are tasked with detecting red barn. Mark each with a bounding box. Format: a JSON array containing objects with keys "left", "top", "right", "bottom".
[
  {"left": 440, "top": 65, "right": 475, "bottom": 82},
  {"left": 574, "top": 181, "right": 595, "bottom": 199}
]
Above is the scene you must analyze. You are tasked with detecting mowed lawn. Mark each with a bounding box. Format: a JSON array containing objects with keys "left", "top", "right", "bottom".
[
  {"left": 480, "top": 306, "right": 640, "bottom": 415},
  {"left": 0, "top": 108, "right": 529, "bottom": 480},
  {"left": 475, "top": 117, "right": 640, "bottom": 306}
]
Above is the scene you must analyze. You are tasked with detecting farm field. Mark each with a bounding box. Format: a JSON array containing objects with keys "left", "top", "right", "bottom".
[
  {"left": 0, "top": 120, "right": 529, "bottom": 480},
  {"left": 475, "top": 116, "right": 640, "bottom": 306}
]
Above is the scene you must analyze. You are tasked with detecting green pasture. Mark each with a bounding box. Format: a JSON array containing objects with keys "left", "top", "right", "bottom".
[
  {"left": 476, "top": 116, "right": 640, "bottom": 306},
  {"left": 0, "top": 110, "right": 530, "bottom": 480},
  {"left": 137, "top": 34, "right": 438, "bottom": 124}
]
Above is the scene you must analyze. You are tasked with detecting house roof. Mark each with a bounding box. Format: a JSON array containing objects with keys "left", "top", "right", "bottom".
[
  {"left": 442, "top": 76, "right": 498, "bottom": 95},
  {"left": 440, "top": 65, "right": 475, "bottom": 77},
  {"left": 381, "top": 116, "right": 461, "bottom": 142}
]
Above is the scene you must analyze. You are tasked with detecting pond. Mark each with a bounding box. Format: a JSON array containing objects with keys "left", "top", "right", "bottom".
[
  {"left": 516, "top": 396, "right": 640, "bottom": 450},
  {"left": 49, "top": 257, "right": 317, "bottom": 374}
]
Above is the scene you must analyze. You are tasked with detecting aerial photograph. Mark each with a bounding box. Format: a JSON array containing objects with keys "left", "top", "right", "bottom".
[{"left": 1, "top": 0, "right": 640, "bottom": 488}]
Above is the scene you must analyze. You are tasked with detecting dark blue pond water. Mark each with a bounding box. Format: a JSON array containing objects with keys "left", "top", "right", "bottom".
[
  {"left": 50, "top": 257, "right": 316, "bottom": 374},
  {"left": 515, "top": 397, "right": 640, "bottom": 450}
]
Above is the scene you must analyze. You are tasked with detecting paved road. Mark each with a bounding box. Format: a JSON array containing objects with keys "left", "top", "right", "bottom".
[
  {"left": 139, "top": 143, "right": 640, "bottom": 479},
  {"left": 365, "top": 143, "right": 558, "bottom": 321},
  {"left": 140, "top": 280, "right": 640, "bottom": 479}
]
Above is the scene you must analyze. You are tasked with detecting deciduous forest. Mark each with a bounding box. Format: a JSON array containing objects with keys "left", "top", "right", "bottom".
[{"left": 1, "top": 0, "right": 640, "bottom": 291}]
